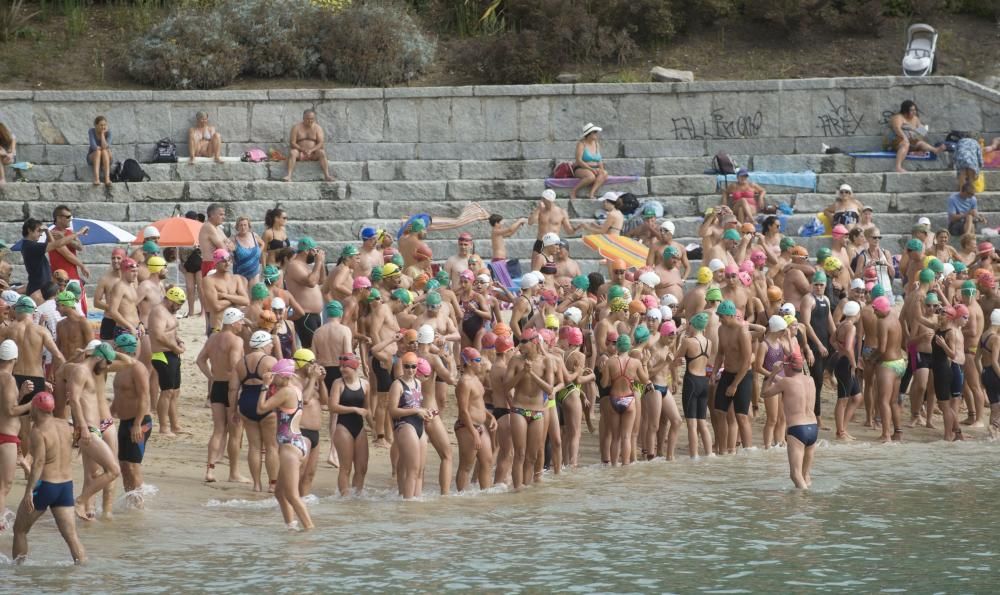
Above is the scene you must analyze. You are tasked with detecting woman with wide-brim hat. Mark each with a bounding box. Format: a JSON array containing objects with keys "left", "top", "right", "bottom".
[{"left": 571, "top": 122, "right": 609, "bottom": 200}]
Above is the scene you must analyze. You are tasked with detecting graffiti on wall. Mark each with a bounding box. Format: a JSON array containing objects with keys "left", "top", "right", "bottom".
[{"left": 671, "top": 109, "right": 764, "bottom": 140}]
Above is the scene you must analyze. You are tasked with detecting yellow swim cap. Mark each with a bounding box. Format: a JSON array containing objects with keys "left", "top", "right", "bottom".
[
  {"left": 146, "top": 256, "right": 167, "bottom": 273},
  {"left": 544, "top": 314, "right": 560, "bottom": 329},
  {"left": 165, "top": 286, "right": 187, "bottom": 304},
  {"left": 292, "top": 348, "right": 316, "bottom": 369},
  {"left": 697, "top": 266, "right": 713, "bottom": 285}
]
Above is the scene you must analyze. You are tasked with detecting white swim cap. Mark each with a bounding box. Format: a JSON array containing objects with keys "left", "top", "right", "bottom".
[
  {"left": 1, "top": 290, "right": 19, "bottom": 306},
  {"left": 250, "top": 330, "right": 273, "bottom": 349},
  {"left": 660, "top": 294, "right": 679, "bottom": 307},
  {"left": 520, "top": 273, "right": 540, "bottom": 289},
  {"left": 850, "top": 278, "right": 865, "bottom": 290},
  {"left": 271, "top": 297, "right": 286, "bottom": 311},
  {"left": 843, "top": 300, "right": 861, "bottom": 317},
  {"left": 768, "top": 315, "right": 788, "bottom": 333},
  {"left": 84, "top": 339, "right": 103, "bottom": 353},
  {"left": 417, "top": 324, "right": 435, "bottom": 345},
  {"left": 143, "top": 225, "right": 161, "bottom": 239},
  {"left": 659, "top": 306, "right": 673, "bottom": 321},
  {"left": 564, "top": 307, "right": 582, "bottom": 324},
  {"left": 646, "top": 308, "right": 662, "bottom": 320},
  {"left": 992, "top": 309, "right": 1000, "bottom": 326},
  {"left": 708, "top": 258, "right": 725, "bottom": 272},
  {"left": 638, "top": 271, "right": 660, "bottom": 288},
  {"left": 541, "top": 189, "right": 556, "bottom": 201},
  {"left": 942, "top": 263, "right": 955, "bottom": 277},
  {"left": 222, "top": 307, "right": 244, "bottom": 325},
  {"left": 0, "top": 339, "right": 18, "bottom": 360},
  {"left": 779, "top": 302, "right": 796, "bottom": 316},
  {"left": 660, "top": 220, "right": 676, "bottom": 234},
  {"left": 542, "top": 232, "right": 560, "bottom": 247}
]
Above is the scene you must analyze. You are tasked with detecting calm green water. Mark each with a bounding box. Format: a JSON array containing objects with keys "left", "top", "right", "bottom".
[{"left": 2, "top": 440, "right": 997, "bottom": 593}]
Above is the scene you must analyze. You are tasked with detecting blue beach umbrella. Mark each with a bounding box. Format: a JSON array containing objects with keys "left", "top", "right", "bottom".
[{"left": 10, "top": 218, "right": 136, "bottom": 251}]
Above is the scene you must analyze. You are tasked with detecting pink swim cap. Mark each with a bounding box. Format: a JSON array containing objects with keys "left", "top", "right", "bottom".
[
  {"left": 271, "top": 358, "right": 296, "bottom": 377},
  {"left": 659, "top": 320, "right": 677, "bottom": 336},
  {"left": 415, "top": 357, "right": 432, "bottom": 377},
  {"left": 481, "top": 331, "right": 497, "bottom": 349},
  {"left": 724, "top": 264, "right": 739, "bottom": 275},
  {"left": 739, "top": 259, "right": 755, "bottom": 274},
  {"left": 352, "top": 276, "right": 372, "bottom": 290},
  {"left": 750, "top": 250, "right": 766, "bottom": 265},
  {"left": 539, "top": 328, "right": 557, "bottom": 345},
  {"left": 566, "top": 327, "right": 583, "bottom": 346},
  {"left": 641, "top": 295, "right": 658, "bottom": 310},
  {"left": 738, "top": 271, "right": 753, "bottom": 287},
  {"left": 872, "top": 296, "right": 891, "bottom": 314},
  {"left": 460, "top": 269, "right": 475, "bottom": 282}
]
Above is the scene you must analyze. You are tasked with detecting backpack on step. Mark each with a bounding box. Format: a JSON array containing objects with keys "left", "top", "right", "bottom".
[
  {"left": 712, "top": 151, "right": 737, "bottom": 175},
  {"left": 241, "top": 148, "right": 267, "bottom": 163},
  {"left": 553, "top": 162, "right": 574, "bottom": 178},
  {"left": 111, "top": 159, "right": 151, "bottom": 186},
  {"left": 152, "top": 138, "right": 178, "bottom": 163}
]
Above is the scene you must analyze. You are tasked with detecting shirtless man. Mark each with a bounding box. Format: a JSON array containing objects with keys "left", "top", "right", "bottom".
[
  {"left": 488, "top": 214, "right": 527, "bottom": 264},
  {"left": 873, "top": 296, "right": 905, "bottom": 442},
  {"left": 653, "top": 246, "right": 685, "bottom": 303},
  {"left": 711, "top": 300, "right": 754, "bottom": 454},
  {"left": 528, "top": 190, "right": 575, "bottom": 271},
  {"left": 284, "top": 237, "right": 325, "bottom": 349},
  {"left": 445, "top": 233, "right": 476, "bottom": 290},
  {"left": 195, "top": 308, "right": 248, "bottom": 483},
  {"left": 12, "top": 392, "right": 86, "bottom": 564},
  {"left": 721, "top": 264, "right": 752, "bottom": 320},
  {"left": 455, "top": 347, "right": 495, "bottom": 492},
  {"left": 313, "top": 300, "right": 352, "bottom": 466},
  {"left": 283, "top": 109, "right": 334, "bottom": 182},
  {"left": 148, "top": 288, "right": 187, "bottom": 436},
  {"left": 201, "top": 248, "right": 249, "bottom": 334},
  {"left": 324, "top": 245, "right": 359, "bottom": 302},
  {"left": 110, "top": 334, "right": 151, "bottom": 505},
  {"left": 503, "top": 329, "right": 554, "bottom": 490},
  {"left": 197, "top": 204, "right": 228, "bottom": 279},
  {"left": 958, "top": 281, "right": 987, "bottom": 426},
  {"left": 0, "top": 340, "right": 32, "bottom": 526},
  {"left": 832, "top": 301, "right": 863, "bottom": 439},
  {"left": 781, "top": 246, "right": 812, "bottom": 314},
  {"left": 187, "top": 110, "right": 223, "bottom": 164},
  {"left": 648, "top": 220, "right": 691, "bottom": 279},
  {"left": 106, "top": 257, "right": 142, "bottom": 339},
  {"left": 94, "top": 248, "right": 125, "bottom": 340},
  {"left": 761, "top": 352, "right": 818, "bottom": 489},
  {"left": 54, "top": 291, "right": 92, "bottom": 372},
  {"left": 553, "top": 242, "right": 582, "bottom": 284},
  {"left": 64, "top": 343, "right": 121, "bottom": 521}
]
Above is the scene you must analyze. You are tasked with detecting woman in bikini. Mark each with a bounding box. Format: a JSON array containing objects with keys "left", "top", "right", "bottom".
[
  {"left": 722, "top": 168, "right": 766, "bottom": 224},
  {"left": 388, "top": 352, "right": 432, "bottom": 499},
  {"left": 187, "top": 111, "right": 223, "bottom": 164},
  {"left": 328, "top": 353, "right": 371, "bottom": 495},
  {"left": 599, "top": 334, "right": 650, "bottom": 466},
  {"left": 235, "top": 331, "right": 279, "bottom": 493},
  {"left": 570, "top": 122, "right": 608, "bottom": 199},
  {"left": 256, "top": 358, "right": 315, "bottom": 529},
  {"left": 931, "top": 229, "right": 961, "bottom": 265},
  {"left": 957, "top": 233, "right": 978, "bottom": 266},
  {"left": 889, "top": 100, "right": 946, "bottom": 173},
  {"left": 262, "top": 208, "right": 290, "bottom": 267},
  {"left": 576, "top": 193, "right": 626, "bottom": 236},
  {"left": 825, "top": 184, "right": 864, "bottom": 231}
]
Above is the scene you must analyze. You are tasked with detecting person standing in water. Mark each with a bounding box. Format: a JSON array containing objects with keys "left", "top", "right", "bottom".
[{"left": 761, "top": 352, "right": 817, "bottom": 489}]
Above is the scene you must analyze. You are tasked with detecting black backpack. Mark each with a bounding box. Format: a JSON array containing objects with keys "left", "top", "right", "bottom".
[
  {"left": 712, "top": 151, "right": 737, "bottom": 175},
  {"left": 152, "top": 138, "right": 178, "bottom": 163},
  {"left": 111, "top": 159, "right": 151, "bottom": 185},
  {"left": 617, "top": 192, "right": 640, "bottom": 216}
]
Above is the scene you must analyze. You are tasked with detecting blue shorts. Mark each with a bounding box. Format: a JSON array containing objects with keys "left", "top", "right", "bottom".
[{"left": 32, "top": 480, "right": 74, "bottom": 512}]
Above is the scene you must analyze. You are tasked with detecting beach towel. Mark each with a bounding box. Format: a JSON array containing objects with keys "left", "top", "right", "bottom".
[
  {"left": 488, "top": 259, "right": 521, "bottom": 291},
  {"left": 984, "top": 150, "right": 1000, "bottom": 170},
  {"left": 545, "top": 175, "right": 640, "bottom": 189},
  {"left": 715, "top": 171, "right": 817, "bottom": 192},
  {"left": 581, "top": 234, "right": 649, "bottom": 269},
  {"left": 848, "top": 151, "right": 937, "bottom": 160}
]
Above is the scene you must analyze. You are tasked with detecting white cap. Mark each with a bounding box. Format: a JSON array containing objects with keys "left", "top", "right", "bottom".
[
  {"left": 660, "top": 305, "right": 673, "bottom": 320},
  {"left": 647, "top": 307, "right": 662, "bottom": 320},
  {"left": 992, "top": 309, "right": 1000, "bottom": 326},
  {"left": 850, "top": 278, "right": 865, "bottom": 290},
  {"left": 601, "top": 191, "right": 622, "bottom": 202},
  {"left": 541, "top": 189, "right": 557, "bottom": 201},
  {"left": 143, "top": 225, "right": 161, "bottom": 239},
  {"left": 917, "top": 216, "right": 931, "bottom": 227},
  {"left": 942, "top": 263, "right": 955, "bottom": 277},
  {"left": 250, "top": 330, "right": 273, "bottom": 349},
  {"left": 621, "top": 287, "right": 632, "bottom": 301},
  {"left": 85, "top": 339, "right": 103, "bottom": 353},
  {"left": 768, "top": 315, "right": 788, "bottom": 333},
  {"left": 476, "top": 273, "right": 491, "bottom": 284},
  {"left": 638, "top": 271, "right": 660, "bottom": 288},
  {"left": 564, "top": 307, "right": 582, "bottom": 324},
  {"left": 1, "top": 290, "right": 19, "bottom": 306},
  {"left": 542, "top": 232, "right": 561, "bottom": 247},
  {"left": 779, "top": 302, "right": 796, "bottom": 316},
  {"left": 271, "top": 297, "right": 286, "bottom": 311},
  {"left": 417, "top": 324, "right": 435, "bottom": 345},
  {"left": 842, "top": 300, "right": 861, "bottom": 317},
  {"left": 838, "top": 184, "right": 852, "bottom": 193},
  {"left": 520, "top": 273, "right": 540, "bottom": 289},
  {"left": 222, "top": 307, "right": 244, "bottom": 325},
  {"left": 708, "top": 258, "right": 725, "bottom": 272},
  {"left": 660, "top": 220, "right": 676, "bottom": 234},
  {"left": 660, "top": 294, "right": 679, "bottom": 307},
  {"left": 0, "top": 339, "right": 18, "bottom": 360}
]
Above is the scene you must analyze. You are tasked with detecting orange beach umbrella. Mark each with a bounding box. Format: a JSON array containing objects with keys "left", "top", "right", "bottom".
[{"left": 131, "top": 217, "right": 202, "bottom": 248}]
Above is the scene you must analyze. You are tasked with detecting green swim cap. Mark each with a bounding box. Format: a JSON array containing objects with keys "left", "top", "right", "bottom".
[
  {"left": 928, "top": 258, "right": 944, "bottom": 274},
  {"left": 14, "top": 296, "right": 35, "bottom": 313},
  {"left": 690, "top": 312, "right": 709, "bottom": 330},
  {"left": 251, "top": 283, "right": 270, "bottom": 301},
  {"left": 370, "top": 266, "right": 384, "bottom": 283},
  {"left": 391, "top": 254, "right": 404, "bottom": 268},
  {"left": 410, "top": 219, "right": 425, "bottom": 233},
  {"left": 325, "top": 300, "right": 344, "bottom": 318},
  {"left": 341, "top": 244, "right": 359, "bottom": 258},
  {"left": 297, "top": 236, "right": 317, "bottom": 252},
  {"left": 66, "top": 280, "right": 82, "bottom": 297},
  {"left": 663, "top": 246, "right": 680, "bottom": 260},
  {"left": 816, "top": 247, "right": 832, "bottom": 263},
  {"left": 717, "top": 299, "right": 737, "bottom": 317},
  {"left": 954, "top": 262, "right": 968, "bottom": 273},
  {"left": 723, "top": 229, "right": 741, "bottom": 241},
  {"left": 634, "top": 325, "right": 650, "bottom": 344},
  {"left": 114, "top": 333, "right": 138, "bottom": 354},
  {"left": 263, "top": 265, "right": 280, "bottom": 282},
  {"left": 93, "top": 343, "right": 116, "bottom": 362},
  {"left": 608, "top": 285, "right": 626, "bottom": 300},
  {"left": 572, "top": 275, "right": 590, "bottom": 290},
  {"left": 918, "top": 268, "right": 935, "bottom": 284},
  {"left": 425, "top": 279, "right": 441, "bottom": 291},
  {"left": 391, "top": 288, "right": 412, "bottom": 304},
  {"left": 616, "top": 334, "right": 632, "bottom": 353},
  {"left": 705, "top": 287, "right": 723, "bottom": 302},
  {"left": 435, "top": 270, "right": 450, "bottom": 285},
  {"left": 961, "top": 280, "right": 977, "bottom": 296},
  {"left": 870, "top": 284, "right": 886, "bottom": 298},
  {"left": 56, "top": 291, "right": 77, "bottom": 306},
  {"left": 812, "top": 270, "right": 828, "bottom": 284},
  {"left": 425, "top": 291, "right": 442, "bottom": 306},
  {"left": 780, "top": 237, "right": 796, "bottom": 251},
  {"left": 366, "top": 287, "right": 381, "bottom": 302},
  {"left": 924, "top": 292, "right": 940, "bottom": 305},
  {"left": 907, "top": 238, "right": 924, "bottom": 252},
  {"left": 142, "top": 239, "right": 160, "bottom": 255}
]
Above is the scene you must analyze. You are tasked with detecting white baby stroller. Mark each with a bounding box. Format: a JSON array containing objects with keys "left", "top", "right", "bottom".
[{"left": 902, "top": 23, "right": 937, "bottom": 77}]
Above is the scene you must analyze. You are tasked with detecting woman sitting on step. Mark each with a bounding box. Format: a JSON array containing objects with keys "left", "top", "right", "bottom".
[{"left": 571, "top": 122, "right": 609, "bottom": 200}]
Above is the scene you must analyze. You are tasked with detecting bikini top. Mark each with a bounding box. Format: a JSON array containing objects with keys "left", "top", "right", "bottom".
[
  {"left": 582, "top": 145, "right": 601, "bottom": 163},
  {"left": 731, "top": 190, "right": 755, "bottom": 199},
  {"left": 612, "top": 355, "right": 634, "bottom": 384},
  {"left": 268, "top": 236, "right": 290, "bottom": 251}
]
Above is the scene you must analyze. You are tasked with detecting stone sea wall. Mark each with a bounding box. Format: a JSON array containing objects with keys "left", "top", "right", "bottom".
[{"left": 1, "top": 76, "right": 999, "bottom": 166}]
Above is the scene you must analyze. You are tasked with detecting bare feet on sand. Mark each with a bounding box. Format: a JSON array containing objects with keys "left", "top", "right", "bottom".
[{"left": 205, "top": 464, "right": 217, "bottom": 483}]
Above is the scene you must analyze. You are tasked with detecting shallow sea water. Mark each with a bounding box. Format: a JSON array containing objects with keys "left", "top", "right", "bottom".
[{"left": 2, "top": 440, "right": 997, "bottom": 593}]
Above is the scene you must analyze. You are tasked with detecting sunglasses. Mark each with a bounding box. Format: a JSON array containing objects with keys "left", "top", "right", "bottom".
[
  {"left": 519, "top": 339, "right": 535, "bottom": 344},
  {"left": 403, "top": 364, "right": 417, "bottom": 370},
  {"left": 872, "top": 236, "right": 882, "bottom": 240}
]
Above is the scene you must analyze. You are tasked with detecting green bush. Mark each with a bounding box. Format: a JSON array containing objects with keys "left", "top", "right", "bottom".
[
  {"left": 315, "top": 1, "right": 435, "bottom": 86},
  {"left": 221, "top": 0, "right": 323, "bottom": 78},
  {"left": 125, "top": 11, "right": 244, "bottom": 89},
  {"left": 455, "top": 29, "right": 559, "bottom": 84}
]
